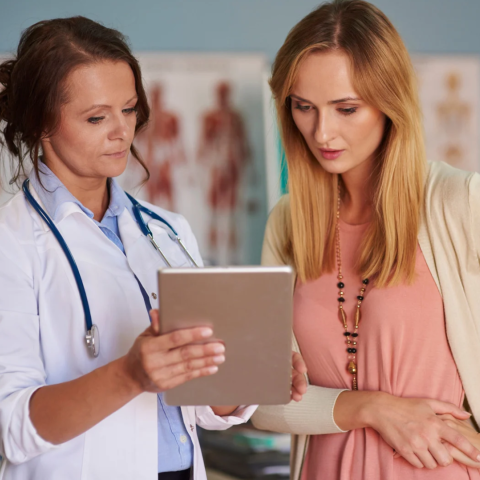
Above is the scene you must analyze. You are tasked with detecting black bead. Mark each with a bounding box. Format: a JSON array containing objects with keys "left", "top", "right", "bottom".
[
  {"left": 338, "top": 297, "right": 346, "bottom": 302},
  {"left": 347, "top": 348, "right": 353, "bottom": 353},
  {"left": 351, "top": 348, "right": 357, "bottom": 353},
  {"left": 362, "top": 279, "right": 369, "bottom": 284},
  {"left": 357, "top": 296, "right": 364, "bottom": 301},
  {"left": 352, "top": 333, "right": 358, "bottom": 337},
  {"left": 337, "top": 282, "right": 345, "bottom": 289},
  {"left": 343, "top": 332, "right": 351, "bottom": 336}
]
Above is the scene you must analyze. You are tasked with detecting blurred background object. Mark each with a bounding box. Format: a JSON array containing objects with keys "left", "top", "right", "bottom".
[
  {"left": 413, "top": 55, "right": 480, "bottom": 172},
  {"left": 119, "top": 53, "right": 266, "bottom": 266},
  {"left": 1, "top": 0, "right": 480, "bottom": 478}
]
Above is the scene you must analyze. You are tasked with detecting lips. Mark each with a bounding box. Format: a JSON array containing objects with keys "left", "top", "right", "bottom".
[
  {"left": 104, "top": 149, "right": 127, "bottom": 158},
  {"left": 319, "top": 148, "right": 345, "bottom": 160}
]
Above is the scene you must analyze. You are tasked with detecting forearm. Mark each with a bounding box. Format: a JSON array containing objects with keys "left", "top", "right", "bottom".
[
  {"left": 252, "top": 385, "right": 347, "bottom": 435},
  {"left": 29, "top": 356, "right": 141, "bottom": 444}
]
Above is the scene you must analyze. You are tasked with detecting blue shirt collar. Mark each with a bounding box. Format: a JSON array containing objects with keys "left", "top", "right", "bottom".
[{"left": 28, "top": 162, "right": 134, "bottom": 223}]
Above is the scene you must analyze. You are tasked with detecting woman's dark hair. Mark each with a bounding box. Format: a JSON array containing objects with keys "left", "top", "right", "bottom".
[{"left": 0, "top": 16, "right": 150, "bottom": 187}]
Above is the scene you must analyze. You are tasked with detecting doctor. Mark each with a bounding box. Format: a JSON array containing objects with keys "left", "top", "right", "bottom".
[{"left": 0, "top": 17, "right": 306, "bottom": 480}]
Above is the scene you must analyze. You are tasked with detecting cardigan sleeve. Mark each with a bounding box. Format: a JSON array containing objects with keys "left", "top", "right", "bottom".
[
  {"left": 467, "top": 172, "right": 480, "bottom": 261},
  {"left": 251, "top": 196, "right": 348, "bottom": 435}
]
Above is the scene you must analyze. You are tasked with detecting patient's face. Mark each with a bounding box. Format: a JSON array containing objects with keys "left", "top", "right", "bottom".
[{"left": 290, "top": 50, "right": 386, "bottom": 178}]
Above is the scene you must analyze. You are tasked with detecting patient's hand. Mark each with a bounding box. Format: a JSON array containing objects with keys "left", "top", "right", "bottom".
[
  {"left": 291, "top": 351, "right": 307, "bottom": 402},
  {"left": 438, "top": 414, "right": 480, "bottom": 469}
]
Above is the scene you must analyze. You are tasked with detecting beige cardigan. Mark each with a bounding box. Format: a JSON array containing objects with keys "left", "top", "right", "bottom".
[{"left": 251, "top": 161, "right": 480, "bottom": 480}]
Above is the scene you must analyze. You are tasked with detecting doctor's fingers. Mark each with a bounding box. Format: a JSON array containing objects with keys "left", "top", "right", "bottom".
[
  {"left": 143, "top": 346, "right": 226, "bottom": 375},
  {"left": 153, "top": 326, "right": 215, "bottom": 350},
  {"left": 164, "top": 342, "right": 226, "bottom": 367},
  {"left": 142, "top": 336, "right": 225, "bottom": 365},
  {"left": 151, "top": 362, "right": 220, "bottom": 392}
]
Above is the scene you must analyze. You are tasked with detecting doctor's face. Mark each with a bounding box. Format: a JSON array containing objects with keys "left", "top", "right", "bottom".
[
  {"left": 290, "top": 50, "right": 386, "bottom": 178},
  {"left": 41, "top": 60, "right": 138, "bottom": 182}
]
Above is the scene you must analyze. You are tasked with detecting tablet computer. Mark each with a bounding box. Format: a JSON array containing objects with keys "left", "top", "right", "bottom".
[{"left": 158, "top": 266, "right": 293, "bottom": 406}]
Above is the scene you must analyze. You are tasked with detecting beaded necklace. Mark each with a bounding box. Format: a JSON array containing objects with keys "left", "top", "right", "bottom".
[{"left": 335, "top": 191, "right": 369, "bottom": 391}]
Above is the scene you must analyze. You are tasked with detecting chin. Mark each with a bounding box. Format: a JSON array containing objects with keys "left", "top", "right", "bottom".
[
  {"left": 102, "top": 156, "right": 129, "bottom": 178},
  {"left": 315, "top": 157, "right": 353, "bottom": 175},
  {"left": 314, "top": 153, "right": 369, "bottom": 177}
]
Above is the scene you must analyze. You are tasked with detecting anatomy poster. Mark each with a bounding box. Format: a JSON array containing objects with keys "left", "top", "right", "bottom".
[
  {"left": 413, "top": 55, "right": 480, "bottom": 172},
  {"left": 120, "top": 53, "right": 268, "bottom": 265}
]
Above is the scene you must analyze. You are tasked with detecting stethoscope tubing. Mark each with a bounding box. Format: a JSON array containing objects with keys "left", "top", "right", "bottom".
[
  {"left": 125, "top": 191, "right": 199, "bottom": 268},
  {"left": 23, "top": 179, "right": 94, "bottom": 332},
  {"left": 23, "top": 178, "right": 199, "bottom": 357}
]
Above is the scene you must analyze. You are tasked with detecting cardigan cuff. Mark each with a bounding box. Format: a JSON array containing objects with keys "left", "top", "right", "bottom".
[{"left": 283, "top": 386, "right": 349, "bottom": 435}]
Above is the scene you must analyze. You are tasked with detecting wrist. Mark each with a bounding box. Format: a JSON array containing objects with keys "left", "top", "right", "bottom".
[
  {"left": 358, "top": 391, "right": 391, "bottom": 429},
  {"left": 334, "top": 390, "right": 389, "bottom": 431},
  {"left": 109, "top": 356, "right": 143, "bottom": 398}
]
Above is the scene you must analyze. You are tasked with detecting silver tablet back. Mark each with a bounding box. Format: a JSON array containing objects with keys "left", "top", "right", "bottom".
[{"left": 158, "top": 266, "right": 293, "bottom": 406}]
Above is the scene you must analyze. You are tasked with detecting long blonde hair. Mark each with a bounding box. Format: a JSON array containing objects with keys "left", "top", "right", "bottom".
[{"left": 271, "top": 0, "right": 425, "bottom": 287}]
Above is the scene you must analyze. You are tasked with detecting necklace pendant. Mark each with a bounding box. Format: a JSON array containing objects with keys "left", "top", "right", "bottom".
[{"left": 347, "top": 361, "right": 357, "bottom": 374}]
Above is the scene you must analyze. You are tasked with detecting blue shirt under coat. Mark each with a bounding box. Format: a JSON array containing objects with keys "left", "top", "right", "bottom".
[{"left": 29, "top": 164, "right": 193, "bottom": 474}]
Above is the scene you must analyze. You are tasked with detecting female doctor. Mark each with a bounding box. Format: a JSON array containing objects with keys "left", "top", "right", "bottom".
[{"left": 0, "top": 17, "right": 307, "bottom": 480}]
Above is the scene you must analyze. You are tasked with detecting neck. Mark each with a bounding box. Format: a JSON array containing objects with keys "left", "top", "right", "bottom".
[
  {"left": 42, "top": 157, "right": 109, "bottom": 222},
  {"left": 339, "top": 158, "right": 375, "bottom": 225}
]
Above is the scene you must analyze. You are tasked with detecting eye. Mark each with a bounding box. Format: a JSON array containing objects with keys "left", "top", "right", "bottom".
[
  {"left": 294, "top": 103, "right": 313, "bottom": 112},
  {"left": 88, "top": 116, "right": 104, "bottom": 124},
  {"left": 123, "top": 107, "right": 137, "bottom": 115},
  {"left": 338, "top": 107, "right": 358, "bottom": 116}
]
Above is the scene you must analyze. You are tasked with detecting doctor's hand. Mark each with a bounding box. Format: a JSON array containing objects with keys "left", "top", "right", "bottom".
[
  {"left": 122, "top": 309, "right": 225, "bottom": 394},
  {"left": 291, "top": 351, "right": 307, "bottom": 402}
]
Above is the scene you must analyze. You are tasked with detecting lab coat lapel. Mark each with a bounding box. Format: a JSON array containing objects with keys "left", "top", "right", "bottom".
[{"left": 118, "top": 209, "right": 165, "bottom": 310}]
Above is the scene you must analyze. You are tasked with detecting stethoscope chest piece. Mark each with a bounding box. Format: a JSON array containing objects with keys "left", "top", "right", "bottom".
[{"left": 85, "top": 324, "right": 100, "bottom": 358}]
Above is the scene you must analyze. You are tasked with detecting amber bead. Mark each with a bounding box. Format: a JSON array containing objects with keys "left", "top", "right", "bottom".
[{"left": 348, "top": 361, "right": 357, "bottom": 374}]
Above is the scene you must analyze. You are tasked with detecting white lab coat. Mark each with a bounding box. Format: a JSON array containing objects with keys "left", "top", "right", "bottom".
[{"left": 0, "top": 186, "right": 256, "bottom": 480}]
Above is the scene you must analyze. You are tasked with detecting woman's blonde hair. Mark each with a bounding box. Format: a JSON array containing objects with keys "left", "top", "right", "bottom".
[{"left": 271, "top": 0, "right": 425, "bottom": 287}]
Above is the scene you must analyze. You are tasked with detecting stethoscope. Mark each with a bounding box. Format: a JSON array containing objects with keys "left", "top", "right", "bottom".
[{"left": 22, "top": 178, "right": 199, "bottom": 358}]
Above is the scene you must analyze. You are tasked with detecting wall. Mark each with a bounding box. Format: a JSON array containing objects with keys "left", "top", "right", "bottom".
[{"left": 1, "top": 0, "right": 480, "bottom": 59}]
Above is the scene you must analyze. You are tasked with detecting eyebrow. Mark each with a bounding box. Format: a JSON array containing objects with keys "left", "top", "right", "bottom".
[
  {"left": 290, "top": 94, "right": 360, "bottom": 105},
  {"left": 80, "top": 95, "right": 138, "bottom": 115}
]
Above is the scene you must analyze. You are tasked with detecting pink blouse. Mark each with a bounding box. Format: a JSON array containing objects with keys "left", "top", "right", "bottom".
[{"left": 295, "top": 220, "right": 480, "bottom": 479}]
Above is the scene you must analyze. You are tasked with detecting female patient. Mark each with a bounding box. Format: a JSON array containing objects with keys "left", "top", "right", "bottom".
[{"left": 252, "top": 1, "right": 480, "bottom": 479}]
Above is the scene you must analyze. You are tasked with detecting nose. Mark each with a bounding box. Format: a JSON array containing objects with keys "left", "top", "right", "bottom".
[
  {"left": 109, "top": 111, "right": 131, "bottom": 141},
  {"left": 314, "top": 109, "right": 336, "bottom": 145}
]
